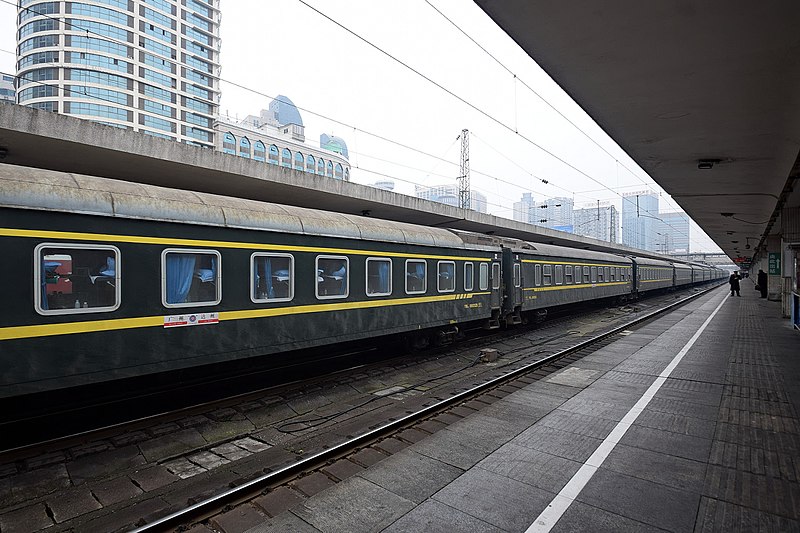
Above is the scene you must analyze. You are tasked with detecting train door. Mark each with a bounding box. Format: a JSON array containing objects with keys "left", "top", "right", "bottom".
[
  {"left": 631, "top": 260, "right": 640, "bottom": 296},
  {"left": 501, "top": 248, "right": 523, "bottom": 325},
  {"left": 490, "top": 260, "right": 502, "bottom": 309},
  {"left": 483, "top": 257, "right": 502, "bottom": 328}
]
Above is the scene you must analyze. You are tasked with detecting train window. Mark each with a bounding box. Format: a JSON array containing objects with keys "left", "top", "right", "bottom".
[
  {"left": 542, "top": 264, "right": 552, "bottom": 286},
  {"left": 251, "top": 254, "right": 293, "bottom": 303},
  {"left": 316, "top": 256, "right": 349, "bottom": 299},
  {"left": 591, "top": 266, "right": 597, "bottom": 283},
  {"left": 555, "top": 265, "right": 563, "bottom": 285},
  {"left": 513, "top": 263, "right": 521, "bottom": 288},
  {"left": 565, "top": 265, "right": 573, "bottom": 284},
  {"left": 479, "top": 262, "right": 489, "bottom": 290},
  {"left": 36, "top": 243, "right": 121, "bottom": 315},
  {"left": 610, "top": 268, "right": 616, "bottom": 282},
  {"left": 366, "top": 258, "right": 392, "bottom": 297},
  {"left": 492, "top": 262, "right": 501, "bottom": 289},
  {"left": 605, "top": 267, "right": 610, "bottom": 282},
  {"left": 464, "top": 262, "right": 474, "bottom": 291},
  {"left": 438, "top": 261, "right": 456, "bottom": 293},
  {"left": 583, "top": 266, "right": 590, "bottom": 283},
  {"left": 597, "top": 268, "right": 604, "bottom": 283},
  {"left": 162, "top": 249, "right": 221, "bottom": 308},
  {"left": 574, "top": 265, "right": 581, "bottom": 284},
  {"left": 406, "top": 259, "right": 427, "bottom": 294},
  {"left": 535, "top": 264, "right": 542, "bottom": 286}
]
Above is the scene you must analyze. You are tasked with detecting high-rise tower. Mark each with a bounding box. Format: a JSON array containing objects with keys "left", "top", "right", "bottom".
[{"left": 15, "top": 0, "right": 221, "bottom": 147}]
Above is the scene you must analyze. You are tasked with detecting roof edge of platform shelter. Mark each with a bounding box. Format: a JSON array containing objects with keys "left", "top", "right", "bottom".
[
  {"left": 0, "top": 104, "right": 651, "bottom": 256},
  {"left": 473, "top": 0, "right": 800, "bottom": 263}
]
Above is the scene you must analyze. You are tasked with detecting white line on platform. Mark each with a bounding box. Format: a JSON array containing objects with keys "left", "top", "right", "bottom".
[{"left": 526, "top": 293, "right": 728, "bottom": 533}]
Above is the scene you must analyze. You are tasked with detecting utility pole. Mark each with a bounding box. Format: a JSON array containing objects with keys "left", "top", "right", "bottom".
[{"left": 458, "top": 129, "right": 470, "bottom": 210}]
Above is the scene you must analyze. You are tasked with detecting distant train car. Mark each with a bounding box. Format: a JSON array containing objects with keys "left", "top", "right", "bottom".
[
  {"left": 0, "top": 167, "right": 500, "bottom": 399},
  {"left": 512, "top": 244, "right": 634, "bottom": 319},
  {"left": 632, "top": 257, "right": 674, "bottom": 295},
  {"left": 673, "top": 260, "right": 694, "bottom": 288}
]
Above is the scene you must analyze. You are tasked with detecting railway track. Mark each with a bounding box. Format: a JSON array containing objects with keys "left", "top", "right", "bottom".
[
  {"left": 0, "top": 287, "right": 619, "bottom": 457},
  {"left": 129, "top": 285, "right": 721, "bottom": 532},
  {"left": 0, "top": 285, "right": 722, "bottom": 533}
]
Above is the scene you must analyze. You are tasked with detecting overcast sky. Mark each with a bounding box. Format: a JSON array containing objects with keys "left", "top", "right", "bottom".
[{"left": 0, "top": 0, "right": 723, "bottom": 253}]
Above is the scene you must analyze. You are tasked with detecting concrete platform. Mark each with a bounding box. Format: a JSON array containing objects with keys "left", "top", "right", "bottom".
[{"left": 245, "top": 285, "right": 800, "bottom": 533}]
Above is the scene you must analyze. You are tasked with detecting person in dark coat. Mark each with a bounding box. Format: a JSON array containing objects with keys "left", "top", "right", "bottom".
[
  {"left": 729, "top": 271, "right": 741, "bottom": 297},
  {"left": 757, "top": 269, "right": 768, "bottom": 298}
]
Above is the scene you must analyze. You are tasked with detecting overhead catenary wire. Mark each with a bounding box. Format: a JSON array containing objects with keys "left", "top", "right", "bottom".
[
  {"left": 422, "top": 0, "right": 696, "bottom": 221},
  {"left": 293, "top": 0, "right": 704, "bottom": 249},
  {"left": 5, "top": 0, "right": 708, "bottom": 249}
]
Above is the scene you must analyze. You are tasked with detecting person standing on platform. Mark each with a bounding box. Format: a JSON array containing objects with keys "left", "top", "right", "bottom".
[
  {"left": 729, "top": 271, "right": 741, "bottom": 297},
  {"left": 757, "top": 269, "right": 768, "bottom": 298}
]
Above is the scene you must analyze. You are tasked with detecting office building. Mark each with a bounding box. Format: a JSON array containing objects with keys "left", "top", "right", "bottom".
[
  {"left": 415, "top": 184, "right": 488, "bottom": 213},
  {"left": 215, "top": 95, "right": 351, "bottom": 180},
  {"left": 622, "top": 191, "right": 659, "bottom": 251},
  {"left": 513, "top": 192, "right": 536, "bottom": 224},
  {"left": 0, "top": 74, "right": 15, "bottom": 103},
  {"left": 537, "top": 197, "right": 574, "bottom": 232},
  {"left": 16, "top": 0, "right": 221, "bottom": 147},
  {"left": 574, "top": 203, "right": 618, "bottom": 242},
  {"left": 656, "top": 211, "right": 690, "bottom": 253}
]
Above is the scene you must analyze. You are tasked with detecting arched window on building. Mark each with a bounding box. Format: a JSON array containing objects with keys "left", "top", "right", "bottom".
[
  {"left": 326, "top": 161, "right": 334, "bottom": 177},
  {"left": 281, "top": 148, "right": 291, "bottom": 167},
  {"left": 317, "top": 158, "right": 325, "bottom": 175},
  {"left": 223, "top": 132, "right": 236, "bottom": 155},
  {"left": 294, "top": 152, "right": 304, "bottom": 171},
  {"left": 306, "top": 154, "right": 315, "bottom": 173},
  {"left": 239, "top": 136, "right": 251, "bottom": 158},
  {"left": 334, "top": 163, "right": 344, "bottom": 180},
  {"left": 253, "top": 141, "right": 266, "bottom": 162},
  {"left": 344, "top": 168, "right": 350, "bottom": 181},
  {"left": 268, "top": 144, "right": 279, "bottom": 165}
]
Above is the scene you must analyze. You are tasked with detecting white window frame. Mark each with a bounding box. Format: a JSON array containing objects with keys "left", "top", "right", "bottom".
[
  {"left": 161, "top": 248, "right": 221, "bottom": 309},
  {"left": 316, "top": 255, "right": 349, "bottom": 300},
  {"left": 543, "top": 264, "right": 553, "bottom": 286},
  {"left": 464, "top": 262, "right": 474, "bottom": 291},
  {"left": 555, "top": 264, "right": 564, "bottom": 285},
  {"left": 366, "top": 257, "right": 392, "bottom": 297},
  {"left": 437, "top": 260, "right": 456, "bottom": 293},
  {"left": 479, "top": 262, "right": 489, "bottom": 291},
  {"left": 35, "top": 242, "right": 121, "bottom": 316},
  {"left": 513, "top": 263, "right": 521, "bottom": 288},
  {"left": 492, "top": 262, "right": 501, "bottom": 290},
  {"left": 250, "top": 252, "right": 294, "bottom": 303},
  {"left": 565, "top": 265, "right": 574, "bottom": 284},
  {"left": 405, "top": 259, "right": 427, "bottom": 295}
]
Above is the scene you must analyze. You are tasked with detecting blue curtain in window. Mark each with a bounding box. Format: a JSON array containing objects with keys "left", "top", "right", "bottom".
[
  {"left": 415, "top": 262, "right": 425, "bottom": 281},
  {"left": 166, "top": 254, "right": 196, "bottom": 304},
  {"left": 377, "top": 261, "right": 389, "bottom": 293}
]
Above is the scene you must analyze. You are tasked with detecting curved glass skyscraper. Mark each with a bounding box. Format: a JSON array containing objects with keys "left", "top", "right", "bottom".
[{"left": 15, "top": 0, "right": 220, "bottom": 147}]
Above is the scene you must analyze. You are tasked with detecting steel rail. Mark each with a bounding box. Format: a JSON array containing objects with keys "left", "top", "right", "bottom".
[{"left": 131, "top": 283, "right": 723, "bottom": 532}]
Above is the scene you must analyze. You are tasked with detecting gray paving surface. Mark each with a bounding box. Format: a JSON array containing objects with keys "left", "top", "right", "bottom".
[{"left": 242, "top": 287, "right": 800, "bottom": 532}]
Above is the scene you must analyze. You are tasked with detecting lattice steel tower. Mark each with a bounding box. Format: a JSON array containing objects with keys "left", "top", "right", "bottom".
[{"left": 458, "top": 129, "right": 470, "bottom": 210}]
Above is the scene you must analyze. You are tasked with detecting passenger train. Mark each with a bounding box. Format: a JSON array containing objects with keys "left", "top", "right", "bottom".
[{"left": 0, "top": 166, "right": 726, "bottom": 403}]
